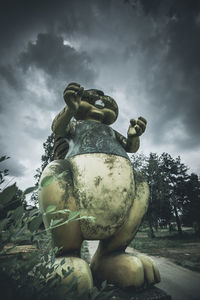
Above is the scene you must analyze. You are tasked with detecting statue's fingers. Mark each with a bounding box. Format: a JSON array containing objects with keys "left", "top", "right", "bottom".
[
  {"left": 137, "top": 255, "right": 155, "bottom": 285},
  {"left": 135, "top": 124, "right": 143, "bottom": 136},
  {"left": 89, "top": 94, "right": 99, "bottom": 101},
  {"left": 152, "top": 262, "right": 161, "bottom": 283},
  {"left": 64, "top": 89, "right": 76, "bottom": 96},
  {"left": 83, "top": 93, "right": 99, "bottom": 104},
  {"left": 77, "top": 86, "right": 84, "bottom": 97},
  {"left": 63, "top": 82, "right": 82, "bottom": 94},
  {"left": 138, "top": 116, "right": 147, "bottom": 125},
  {"left": 139, "top": 254, "right": 161, "bottom": 284},
  {"left": 137, "top": 119, "right": 146, "bottom": 133},
  {"left": 63, "top": 90, "right": 77, "bottom": 101},
  {"left": 67, "top": 82, "right": 81, "bottom": 88},
  {"left": 145, "top": 265, "right": 155, "bottom": 285},
  {"left": 130, "top": 119, "right": 137, "bottom": 126},
  {"left": 64, "top": 85, "right": 82, "bottom": 95}
]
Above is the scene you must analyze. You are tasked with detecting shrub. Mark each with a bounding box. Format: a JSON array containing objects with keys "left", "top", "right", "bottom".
[{"left": 0, "top": 157, "right": 114, "bottom": 299}]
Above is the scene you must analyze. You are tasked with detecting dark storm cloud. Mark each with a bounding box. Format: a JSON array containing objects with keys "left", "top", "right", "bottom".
[
  {"left": 0, "top": 1, "right": 99, "bottom": 184},
  {"left": 0, "top": 0, "right": 110, "bottom": 60},
  {"left": 0, "top": 137, "right": 26, "bottom": 178},
  {"left": 23, "top": 121, "right": 50, "bottom": 141},
  {"left": 0, "top": 157, "right": 26, "bottom": 178},
  {"left": 19, "top": 32, "right": 96, "bottom": 88},
  {"left": 137, "top": 0, "right": 200, "bottom": 19},
  {"left": 0, "top": 65, "right": 21, "bottom": 89},
  {"left": 128, "top": 0, "right": 200, "bottom": 149}
]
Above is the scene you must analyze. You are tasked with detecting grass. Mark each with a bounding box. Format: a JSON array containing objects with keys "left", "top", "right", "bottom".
[
  {"left": 130, "top": 227, "right": 200, "bottom": 272},
  {"left": 131, "top": 227, "right": 199, "bottom": 252}
]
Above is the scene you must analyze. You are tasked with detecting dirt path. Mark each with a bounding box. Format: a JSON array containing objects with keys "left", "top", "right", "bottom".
[{"left": 87, "top": 241, "right": 200, "bottom": 300}]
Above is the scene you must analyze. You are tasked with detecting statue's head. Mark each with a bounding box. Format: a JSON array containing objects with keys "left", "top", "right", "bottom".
[{"left": 74, "top": 89, "right": 118, "bottom": 125}]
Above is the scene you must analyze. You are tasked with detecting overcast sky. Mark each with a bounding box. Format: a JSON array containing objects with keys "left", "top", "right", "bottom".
[{"left": 0, "top": 0, "right": 200, "bottom": 191}]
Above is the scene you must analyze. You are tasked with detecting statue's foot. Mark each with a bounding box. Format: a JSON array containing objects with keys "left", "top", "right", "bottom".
[
  {"left": 51, "top": 257, "right": 93, "bottom": 296},
  {"left": 91, "top": 252, "right": 160, "bottom": 289},
  {"left": 135, "top": 253, "right": 160, "bottom": 286}
]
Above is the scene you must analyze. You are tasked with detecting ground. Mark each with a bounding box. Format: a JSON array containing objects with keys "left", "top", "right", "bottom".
[
  {"left": 3, "top": 227, "right": 200, "bottom": 299},
  {"left": 4, "top": 227, "right": 200, "bottom": 273},
  {"left": 88, "top": 238, "right": 200, "bottom": 300},
  {"left": 130, "top": 227, "right": 200, "bottom": 273}
]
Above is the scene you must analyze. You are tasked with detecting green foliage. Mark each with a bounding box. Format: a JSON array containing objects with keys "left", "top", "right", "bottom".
[
  {"left": 131, "top": 152, "right": 200, "bottom": 237},
  {"left": 0, "top": 181, "right": 66, "bottom": 299},
  {"left": 0, "top": 156, "right": 112, "bottom": 299},
  {"left": 0, "top": 192, "right": 113, "bottom": 299},
  {"left": 0, "top": 155, "right": 9, "bottom": 187},
  {"left": 0, "top": 183, "right": 17, "bottom": 204},
  {"left": 130, "top": 228, "right": 200, "bottom": 273},
  {"left": 159, "top": 153, "right": 189, "bottom": 235},
  {"left": 182, "top": 173, "right": 200, "bottom": 235},
  {"left": 0, "top": 185, "right": 95, "bottom": 299},
  {"left": 90, "top": 281, "right": 116, "bottom": 300},
  {"left": 131, "top": 228, "right": 200, "bottom": 253},
  {"left": 40, "top": 175, "right": 55, "bottom": 188},
  {"left": 0, "top": 156, "right": 25, "bottom": 220}
]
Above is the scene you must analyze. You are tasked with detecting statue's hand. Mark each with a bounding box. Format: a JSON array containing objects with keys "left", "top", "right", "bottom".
[
  {"left": 128, "top": 117, "right": 147, "bottom": 137},
  {"left": 63, "top": 82, "right": 84, "bottom": 112}
]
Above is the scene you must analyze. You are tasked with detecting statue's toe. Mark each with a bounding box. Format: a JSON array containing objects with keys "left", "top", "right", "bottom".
[{"left": 136, "top": 253, "right": 161, "bottom": 285}]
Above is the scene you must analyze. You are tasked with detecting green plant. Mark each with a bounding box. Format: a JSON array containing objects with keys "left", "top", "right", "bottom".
[
  {"left": 0, "top": 156, "right": 117, "bottom": 299},
  {"left": 0, "top": 184, "right": 72, "bottom": 299}
]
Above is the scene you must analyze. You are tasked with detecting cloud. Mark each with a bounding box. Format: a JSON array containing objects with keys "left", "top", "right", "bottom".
[
  {"left": 0, "top": 24, "right": 98, "bottom": 189},
  {"left": 19, "top": 33, "right": 96, "bottom": 88},
  {"left": 0, "top": 65, "right": 21, "bottom": 89},
  {"left": 14, "top": 0, "right": 200, "bottom": 153},
  {"left": 0, "top": 156, "right": 26, "bottom": 178},
  {"left": 0, "top": 0, "right": 200, "bottom": 192}
]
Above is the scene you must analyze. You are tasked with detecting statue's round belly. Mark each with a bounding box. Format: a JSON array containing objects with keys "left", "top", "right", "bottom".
[{"left": 69, "top": 153, "right": 135, "bottom": 239}]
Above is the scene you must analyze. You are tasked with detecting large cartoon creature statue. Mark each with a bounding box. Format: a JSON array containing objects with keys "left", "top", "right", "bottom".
[{"left": 38, "top": 82, "right": 160, "bottom": 292}]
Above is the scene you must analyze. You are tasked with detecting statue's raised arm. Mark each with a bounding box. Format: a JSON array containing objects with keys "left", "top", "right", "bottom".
[
  {"left": 51, "top": 82, "right": 84, "bottom": 136},
  {"left": 115, "top": 116, "right": 147, "bottom": 153}
]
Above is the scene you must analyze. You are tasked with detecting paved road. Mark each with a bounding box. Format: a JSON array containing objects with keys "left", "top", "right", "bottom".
[
  {"left": 153, "top": 255, "right": 200, "bottom": 300},
  {"left": 87, "top": 241, "right": 200, "bottom": 300}
]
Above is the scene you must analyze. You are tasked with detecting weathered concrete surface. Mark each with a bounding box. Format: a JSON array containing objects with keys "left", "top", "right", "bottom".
[{"left": 88, "top": 241, "right": 200, "bottom": 300}]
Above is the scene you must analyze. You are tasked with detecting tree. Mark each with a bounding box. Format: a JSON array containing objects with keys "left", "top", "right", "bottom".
[
  {"left": 0, "top": 156, "right": 25, "bottom": 220},
  {"left": 131, "top": 153, "right": 168, "bottom": 237},
  {"left": 131, "top": 153, "right": 147, "bottom": 173},
  {"left": 144, "top": 153, "right": 160, "bottom": 237},
  {"left": 159, "top": 153, "right": 189, "bottom": 235},
  {"left": 142, "top": 153, "right": 172, "bottom": 237},
  {"left": 131, "top": 152, "right": 190, "bottom": 237},
  {"left": 182, "top": 173, "right": 200, "bottom": 235},
  {"left": 0, "top": 155, "right": 9, "bottom": 188},
  {"left": 146, "top": 153, "right": 170, "bottom": 234}
]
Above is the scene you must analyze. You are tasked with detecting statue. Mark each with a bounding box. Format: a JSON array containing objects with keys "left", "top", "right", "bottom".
[{"left": 38, "top": 82, "right": 160, "bottom": 293}]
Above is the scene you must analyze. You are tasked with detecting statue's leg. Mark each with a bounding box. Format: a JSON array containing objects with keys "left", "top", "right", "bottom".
[
  {"left": 38, "top": 160, "right": 93, "bottom": 293},
  {"left": 91, "top": 172, "right": 160, "bottom": 289}
]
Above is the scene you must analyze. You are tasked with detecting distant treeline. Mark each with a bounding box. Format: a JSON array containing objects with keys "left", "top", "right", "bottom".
[{"left": 131, "top": 152, "right": 200, "bottom": 237}]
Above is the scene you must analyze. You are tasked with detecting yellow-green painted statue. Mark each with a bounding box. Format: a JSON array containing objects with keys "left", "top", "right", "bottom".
[{"left": 38, "top": 82, "right": 160, "bottom": 293}]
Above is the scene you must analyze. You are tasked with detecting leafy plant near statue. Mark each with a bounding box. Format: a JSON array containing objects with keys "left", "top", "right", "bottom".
[{"left": 0, "top": 156, "right": 114, "bottom": 300}]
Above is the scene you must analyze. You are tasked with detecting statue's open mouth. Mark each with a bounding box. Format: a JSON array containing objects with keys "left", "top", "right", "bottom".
[{"left": 95, "top": 99, "right": 105, "bottom": 109}]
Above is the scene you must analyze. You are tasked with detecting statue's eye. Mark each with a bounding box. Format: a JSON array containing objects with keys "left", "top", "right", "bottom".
[{"left": 95, "top": 99, "right": 105, "bottom": 108}]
